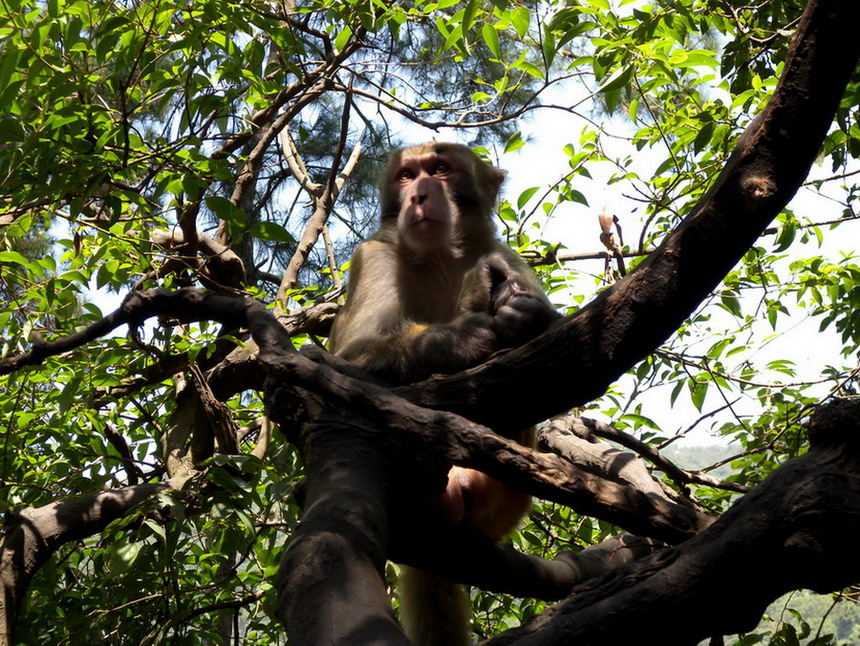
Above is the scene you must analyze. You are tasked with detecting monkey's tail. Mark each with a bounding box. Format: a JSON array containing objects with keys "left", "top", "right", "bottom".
[{"left": 399, "top": 565, "right": 471, "bottom": 646}]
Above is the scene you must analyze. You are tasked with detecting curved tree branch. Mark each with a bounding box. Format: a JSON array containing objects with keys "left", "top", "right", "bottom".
[
  {"left": 485, "top": 398, "right": 860, "bottom": 645},
  {"left": 0, "top": 484, "right": 170, "bottom": 643},
  {"left": 400, "top": 0, "right": 860, "bottom": 435}
]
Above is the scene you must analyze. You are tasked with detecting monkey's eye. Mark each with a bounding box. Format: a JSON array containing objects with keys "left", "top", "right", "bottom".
[
  {"left": 397, "top": 168, "right": 415, "bottom": 182},
  {"left": 433, "top": 162, "right": 451, "bottom": 175}
]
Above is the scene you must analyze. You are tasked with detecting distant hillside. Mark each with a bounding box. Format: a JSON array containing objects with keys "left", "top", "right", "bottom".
[{"left": 660, "top": 443, "right": 739, "bottom": 480}]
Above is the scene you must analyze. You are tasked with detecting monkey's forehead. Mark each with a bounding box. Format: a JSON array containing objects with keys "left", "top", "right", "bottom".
[
  {"left": 386, "top": 142, "right": 498, "bottom": 177},
  {"left": 395, "top": 141, "right": 472, "bottom": 158}
]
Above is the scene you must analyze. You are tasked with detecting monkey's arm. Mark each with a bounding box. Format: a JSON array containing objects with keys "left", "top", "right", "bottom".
[
  {"left": 330, "top": 243, "right": 498, "bottom": 384},
  {"left": 334, "top": 315, "right": 497, "bottom": 384}
]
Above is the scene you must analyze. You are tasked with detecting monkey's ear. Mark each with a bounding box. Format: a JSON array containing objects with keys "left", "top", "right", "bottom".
[{"left": 483, "top": 167, "right": 506, "bottom": 204}]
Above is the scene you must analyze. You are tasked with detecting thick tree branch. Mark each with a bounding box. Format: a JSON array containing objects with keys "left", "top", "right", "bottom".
[
  {"left": 269, "top": 3, "right": 860, "bottom": 644},
  {"left": 562, "top": 416, "right": 749, "bottom": 495},
  {"left": 0, "top": 484, "right": 169, "bottom": 643},
  {"left": 0, "top": 288, "right": 337, "bottom": 378},
  {"left": 484, "top": 398, "right": 860, "bottom": 645},
  {"left": 265, "top": 346, "right": 711, "bottom": 544},
  {"left": 389, "top": 527, "right": 663, "bottom": 601},
  {"left": 538, "top": 415, "right": 692, "bottom": 505},
  {"left": 400, "top": 0, "right": 860, "bottom": 434},
  {"left": 264, "top": 348, "right": 707, "bottom": 646}
]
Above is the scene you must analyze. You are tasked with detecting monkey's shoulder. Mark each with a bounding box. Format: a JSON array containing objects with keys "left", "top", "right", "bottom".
[
  {"left": 350, "top": 236, "right": 401, "bottom": 266},
  {"left": 343, "top": 239, "right": 402, "bottom": 305}
]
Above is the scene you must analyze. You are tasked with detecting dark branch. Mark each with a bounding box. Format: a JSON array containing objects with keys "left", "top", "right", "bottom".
[
  {"left": 485, "top": 398, "right": 860, "bottom": 645},
  {"left": 399, "top": 0, "right": 860, "bottom": 434},
  {"left": 0, "top": 484, "right": 169, "bottom": 639},
  {"left": 267, "top": 346, "right": 712, "bottom": 544},
  {"left": 389, "top": 527, "right": 664, "bottom": 601}
]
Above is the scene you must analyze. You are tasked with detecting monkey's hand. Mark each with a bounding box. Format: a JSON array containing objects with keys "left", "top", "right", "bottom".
[
  {"left": 491, "top": 282, "right": 555, "bottom": 347},
  {"left": 337, "top": 311, "right": 497, "bottom": 384},
  {"left": 484, "top": 257, "right": 558, "bottom": 347},
  {"left": 386, "top": 311, "right": 497, "bottom": 382},
  {"left": 445, "top": 310, "right": 498, "bottom": 356}
]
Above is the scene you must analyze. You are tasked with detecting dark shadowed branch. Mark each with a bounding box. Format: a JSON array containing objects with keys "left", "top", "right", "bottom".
[
  {"left": 400, "top": 0, "right": 860, "bottom": 435},
  {"left": 484, "top": 398, "right": 860, "bottom": 646},
  {"left": 269, "top": 1, "right": 860, "bottom": 644},
  {"left": 0, "top": 2, "right": 857, "bottom": 645},
  {"left": 0, "top": 484, "right": 169, "bottom": 641}
]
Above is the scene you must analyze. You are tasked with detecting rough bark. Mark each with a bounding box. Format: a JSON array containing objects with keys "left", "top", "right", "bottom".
[
  {"left": 399, "top": 0, "right": 860, "bottom": 436},
  {"left": 0, "top": 484, "right": 168, "bottom": 644},
  {"left": 484, "top": 398, "right": 860, "bottom": 646},
  {"left": 265, "top": 345, "right": 711, "bottom": 540},
  {"left": 0, "top": 1, "right": 855, "bottom": 644},
  {"left": 268, "top": 0, "right": 860, "bottom": 643}
]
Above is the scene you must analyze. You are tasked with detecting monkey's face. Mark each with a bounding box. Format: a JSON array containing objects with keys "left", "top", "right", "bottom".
[{"left": 390, "top": 150, "right": 461, "bottom": 253}]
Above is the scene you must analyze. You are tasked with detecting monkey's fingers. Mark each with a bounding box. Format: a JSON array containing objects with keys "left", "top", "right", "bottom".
[
  {"left": 491, "top": 278, "right": 529, "bottom": 313},
  {"left": 493, "top": 293, "right": 554, "bottom": 347}
]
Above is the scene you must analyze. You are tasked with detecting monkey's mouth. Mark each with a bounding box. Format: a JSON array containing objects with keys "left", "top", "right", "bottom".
[{"left": 409, "top": 214, "right": 445, "bottom": 229}]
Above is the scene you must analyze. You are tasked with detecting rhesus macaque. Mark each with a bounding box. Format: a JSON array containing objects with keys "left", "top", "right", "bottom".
[{"left": 329, "top": 142, "right": 558, "bottom": 646}]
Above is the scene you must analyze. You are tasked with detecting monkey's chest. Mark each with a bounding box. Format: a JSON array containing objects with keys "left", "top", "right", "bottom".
[
  {"left": 401, "top": 289, "right": 459, "bottom": 322},
  {"left": 398, "top": 272, "right": 464, "bottom": 323}
]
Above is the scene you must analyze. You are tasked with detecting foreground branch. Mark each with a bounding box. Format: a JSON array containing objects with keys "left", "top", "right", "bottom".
[
  {"left": 485, "top": 398, "right": 860, "bottom": 645},
  {"left": 268, "top": 346, "right": 711, "bottom": 544},
  {"left": 265, "top": 349, "right": 706, "bottom": 646},
  {"left": 401, "top": 0, "right": 860, "bottom": 434},
  {"left": 0, "top": 484, "right": 169, "bottom": 644}
]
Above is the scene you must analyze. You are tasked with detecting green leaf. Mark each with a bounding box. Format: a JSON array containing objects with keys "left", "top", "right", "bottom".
[
  {"left": 693, "top": 121, "right": 715, "bottom": 152},
  {"left": 206, "top": 196, "right": 246, "bottom": 226},
  {"left": 504, "top": 131, "right": 525, "bottom": 153},
  {"left": 689, "top": 379, "right": 708, "bottom": 411},
  {"left": 565, "top": 189, "right": 588, "bottom": 206},
  {"left": 0, "top": 250, "right": 30, "bottom": 266},
  {"left": 64, "top": 16, "right": 83, "bottom": 49},
  {"left": 334, "top": 25, "right": 353, "bottom": 52},
  {"left": 57, "top": 376, "right": 82, "bottom": 414},
  {"left": 110, "top": 542, "right": 143, "bottom": 575},
  {"left": 620, "top": 413, "right": 659, "bottom": 430},
  {"left": 669, "top": 379, "right": 685, "bottom": 406},
  {"left": 773, "top": 218, "right": 797, "bottom": 252},
  {"left": 207, "top": 466, "right": 239, "bottom": 491},
  {"left": 597, "top": 65, "right": 633, "bottom": 94},
  {"left": 510, "top": 7, "right": 530, "bottom": 38},
  {"left": 720, "top": 294, "right": 742, "bottom": 317},
  {"left": 481, "top": 24, "right": 500, "bottom": 58},
  {"left": 677, "top": 51, "right": 719, "bottom": 69},
  {"left": 517, "top": 186, "right": 539, "bottom": 209},
  {"left": 542, "top": 25, "right": 557, "bottom": 67},
  {"left": 143, "top": 519, "right": 167, "bottom": 541},
  {"left": 462, "top": 0, "right": 478, "bottom": 37},
  {"left": 250, "top": 221, "right": 295, "bottom": 243}
]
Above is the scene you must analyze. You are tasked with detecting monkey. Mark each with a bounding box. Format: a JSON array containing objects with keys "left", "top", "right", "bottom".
[{"left": 329, "top": 142, "right": 558, "bottom": 646}]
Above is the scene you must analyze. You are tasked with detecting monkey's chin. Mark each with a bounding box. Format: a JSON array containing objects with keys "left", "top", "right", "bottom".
[{"left": 400, "top": 220, "right": 451, "bottom": 253}]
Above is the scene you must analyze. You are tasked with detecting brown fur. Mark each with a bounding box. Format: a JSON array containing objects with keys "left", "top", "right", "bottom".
[{"left": 330, "top": 143, "right": 557, "bottom": 645}]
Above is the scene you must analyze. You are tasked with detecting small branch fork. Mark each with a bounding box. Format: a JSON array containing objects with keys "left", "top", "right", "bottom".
[{"left": 487, "top": 398, "right": 860, "bottom": 645}]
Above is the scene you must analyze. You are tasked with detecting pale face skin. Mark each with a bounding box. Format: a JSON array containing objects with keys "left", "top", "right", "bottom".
[{"left": 391, "top": 151, "right": 460, "bottom": 253}]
